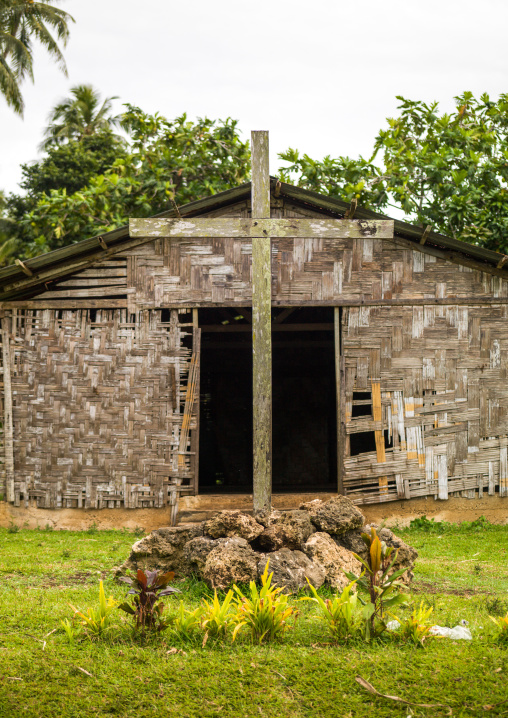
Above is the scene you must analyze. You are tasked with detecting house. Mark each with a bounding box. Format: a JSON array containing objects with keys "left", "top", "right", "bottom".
[{"left": 1, "top": 135, "right": 507, "bottom": 527}]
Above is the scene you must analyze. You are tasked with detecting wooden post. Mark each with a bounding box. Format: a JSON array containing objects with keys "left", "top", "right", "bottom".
[
  {"left": 251, "top": 130, "right": 272, "bottom": 513},
  {"left": 1, "top": 313, "right": 14, "bottom": 503},
  {"left": 334, "top": 307, "right": 344, "bottom": 495},
  {"left": 191, "top": 308, "right": 200, "bottom": 495}
]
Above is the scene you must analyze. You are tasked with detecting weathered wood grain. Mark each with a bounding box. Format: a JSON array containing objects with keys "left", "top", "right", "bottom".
[
  {"left": 251, "top": 130, "right": 272, "bottom": 513},
  {"left": 0, "top": 300, "right": 128, "bottom": 309},
  {"left": 129, "top": 217, "right": 394, "bottom": 239},
  {"left": 334, "top": 308, "right": 344, "bottom": 494},
  {"left": 1, "top": 315, "right": 14, "bottom": 503}
]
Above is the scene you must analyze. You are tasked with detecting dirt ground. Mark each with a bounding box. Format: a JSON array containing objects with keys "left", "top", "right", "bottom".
[{"left": 1, "top": 492, "right": 507, "bottom": 531}]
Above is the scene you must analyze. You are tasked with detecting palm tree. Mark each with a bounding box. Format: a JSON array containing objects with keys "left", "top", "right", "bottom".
[
  {"left": 0, "top": 190, "right": 17, "bottom": 267},
  {"left": 0, "top": 0, "right": 74, "bottom": 115},
  {"left": 41, "top": 84, "right": 122, "bottom": 148}
]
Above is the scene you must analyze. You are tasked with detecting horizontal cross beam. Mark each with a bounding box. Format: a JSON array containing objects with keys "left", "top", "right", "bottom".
[{"left": 129, "top": 217, "right": 394, "bottom": 239}]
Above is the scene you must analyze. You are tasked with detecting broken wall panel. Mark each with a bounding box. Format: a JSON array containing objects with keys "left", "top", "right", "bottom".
[{"left": 342, "top": 304, "right": 508, "bottom": 503}]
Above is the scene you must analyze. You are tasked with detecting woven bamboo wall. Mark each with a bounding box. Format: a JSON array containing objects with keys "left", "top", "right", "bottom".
[
  {"left": 1, "top": 196, "right": 508, "bottom": 507},
  {"left": 120, "top": 203, "right": 507, "bottom": 308},
  {"left": 2, "top": 308, "right": 198, "bottom": 509},
  {"left": 342, "top": 304, "right": 508, "bottom": 503}
]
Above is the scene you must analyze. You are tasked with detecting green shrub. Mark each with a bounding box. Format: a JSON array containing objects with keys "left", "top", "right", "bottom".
[
  {"left": 232, "top": 562, "right": 297, "bottom": 643},
  {"left": 69, "top": 581, "right": 119, "bottom": 638},
  {"left": 201, "top": 590, "right": 236, "bottom": 640},
  {"left": 395, "top": 601, "right": 436, "bottom": 647},
  {"left": 168, "top": 601, "right": 204, "bottom": 641},
  {"left": 302, "top": 580, "right": 360, "bottom": 642},
  {"left": 345, "top": 526, "right": 408, "bottom": 640}
]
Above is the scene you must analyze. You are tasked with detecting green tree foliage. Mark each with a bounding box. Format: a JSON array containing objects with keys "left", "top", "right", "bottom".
[
  {"left": 5, "top": 130, "right": 127, "bottom": 259},
  {"left": 0, "top": 190, "right": 17, "bottom": 266},
  {"left": 15, "top": 109, "right": 250, "bottom": 256},
  {"left": 279, "top": 92, "right": 508, "bottom": 253},
  {"left": 278, "top": 150, "right": 387, "bottom": 212},
  {"left": 41, "top": 84, "right": 122, "bottom": 149},
  {"left": 0, "top": 0, "right": 73, "bottom": 115}
]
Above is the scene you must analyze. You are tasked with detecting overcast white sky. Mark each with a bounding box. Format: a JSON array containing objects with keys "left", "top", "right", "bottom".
[{"left": 2, "top": 0, "right": 508, "bottom": 196}]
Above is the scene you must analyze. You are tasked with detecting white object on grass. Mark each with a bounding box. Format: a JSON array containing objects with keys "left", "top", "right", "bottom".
[
  {"left": 429, "top": 621, "right": 472, "bottom": 640},
  {"left": 386, "top": 618, "right": 472, "bottom": 640}
]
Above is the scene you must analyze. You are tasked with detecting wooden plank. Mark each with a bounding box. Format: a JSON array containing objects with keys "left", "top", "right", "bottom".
[
  {"left": 251, "top": 130, "right": 272, "bottom": 514},
  {"left": 372, "top": 381, "right": 388, "bottom": 495},
  {"left": 0, "top": 300, "right": 128, "bottom": 309},
  {"left": 38, "top": 287, "right": 134, "bottom": 299},
  {"left": 0, "top": 235, "right": 156, "bottom": 298},
  {"left": 191, "top": 309, "right": 200, "bottom": 495},
  {"left": 201, "top": 323, "right": 333, "bottom": 333},
  {"left": 1, "top": 314, "right": 14, "bottom": 503},
  {"left": 500, "top": 447, "right": 508, "bottom": 497},
  {"left": 335, "top": 308, "right": 344, "bottom": 494},
  {"left": 129, "top": 217, "right": 394, "bottom": 239},
  {"left": 55, "top": 278, "right": 128, "bottom": 287},
  {"left": 6, "top": 297, "right": 508, "bottom": 311}
]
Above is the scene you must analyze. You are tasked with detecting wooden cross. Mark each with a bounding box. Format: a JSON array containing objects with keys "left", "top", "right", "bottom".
[{"left": 130, "top": 131, "right": 393, "bottom": 513}]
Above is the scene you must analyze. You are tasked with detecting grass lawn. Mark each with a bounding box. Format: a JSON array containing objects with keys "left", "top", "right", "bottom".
[{"left": 0, "top": 519, "right": 507, "bottom": 717}]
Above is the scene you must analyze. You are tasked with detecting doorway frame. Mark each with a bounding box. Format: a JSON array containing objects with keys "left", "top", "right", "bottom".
[{"left": 193, "top": 305, "right": 345, "bottom": 496}]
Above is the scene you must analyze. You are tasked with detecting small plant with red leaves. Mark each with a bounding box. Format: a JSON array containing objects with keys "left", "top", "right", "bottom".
[{"left": 118, "top": 569, "right": 180, "bottom": 632}]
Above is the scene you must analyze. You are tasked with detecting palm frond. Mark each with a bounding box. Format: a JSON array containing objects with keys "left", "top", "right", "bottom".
[{"left": 0, "top": 1, "right": 74, "bottom": 112}]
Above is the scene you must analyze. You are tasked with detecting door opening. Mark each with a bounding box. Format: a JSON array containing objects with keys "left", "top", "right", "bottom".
[{"left": 198, "top": 307, "right": 337, "bottom": 494}]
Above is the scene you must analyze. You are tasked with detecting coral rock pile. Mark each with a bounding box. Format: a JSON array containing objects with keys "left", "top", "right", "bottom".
[{"left": 116, "top": 495, "right": 417, "bottom": 593}]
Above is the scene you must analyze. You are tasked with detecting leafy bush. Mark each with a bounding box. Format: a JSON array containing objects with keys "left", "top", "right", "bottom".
[
  {"left": 489, "top": 613, "right": 508, "bottom": 644},
  {"left": 409, "top": 516, "right": 443, "bottom": 531},
  {"left": 345, "top": 526, "right": 408, "bottom": 640},
  {"left": 395, "top": 601, "right": 436, "bottom": 647},
  {"left": 69, "top": 581, "right": 118, "bottom": 637},
  {"left": 7, "top": 521, "right": 20, "bottom": 534},
  {"left": 201, "top": 590, "right": 236, "bottom": 640},
  {"left": 232, "top": 562, "right": 297, "bottom": 643},
  {"left": 302, "top": 580, "right": 360, "bottom": 642},
  {"left": 118, "top": 569, "right": 179, "bottom": 632},
  {"left": 169, "top": 601, "right": 203, "bottom": 641}
]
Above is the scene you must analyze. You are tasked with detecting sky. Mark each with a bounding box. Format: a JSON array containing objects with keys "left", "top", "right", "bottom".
[{"left": 2, "top": 0, "right": 508, "bottom": 196}]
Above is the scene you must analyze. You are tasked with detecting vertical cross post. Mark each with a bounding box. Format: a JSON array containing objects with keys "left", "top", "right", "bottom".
[{"left": 251, "top": 131, "right": 272, "bottom": 513}]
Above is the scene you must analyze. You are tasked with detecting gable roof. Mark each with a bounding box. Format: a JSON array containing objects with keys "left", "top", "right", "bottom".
[{"left": 1, "top": 179, "right": 507, "bottom": 301}]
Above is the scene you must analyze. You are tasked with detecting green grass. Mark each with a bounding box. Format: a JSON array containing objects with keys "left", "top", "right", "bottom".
[{"left": 1, "top": 522, "right": 508, "bottom": 717}]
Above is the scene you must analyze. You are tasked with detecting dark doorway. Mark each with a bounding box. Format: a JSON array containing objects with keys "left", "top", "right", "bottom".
[
  {"left": 198, "top": 307, "right": 337, "bottom": 493},
  {"left": 199, "top": 309, "right": 253, "bottom": 492}
]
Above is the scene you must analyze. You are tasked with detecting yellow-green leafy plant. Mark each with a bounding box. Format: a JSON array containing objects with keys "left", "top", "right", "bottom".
[
  {"left": 232, "top": 562, "right": 297, "bottom": 643},
  {"left": 69, "top": 581, "right": 119, "bottom": 637},
  {"left": 169, "top": 601, "right": 203, "bottom": 641},
  {"left": 60, "top": 617, "right": 81, "bottom": 643},
  {"left": 396, "top": 601, "right": 436, "bottom": 647},
  {"left": 489, "top": 613, "right": 508, "bottom": 644},
  {"left": 302, "top": 579, "right": 360, "bottom": 642},
  {"left": 201, "top": 589, "right": 235, "bottom": 639},
  {"left": 344, "top": 526, "right": 408, "bottom": 640}
]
